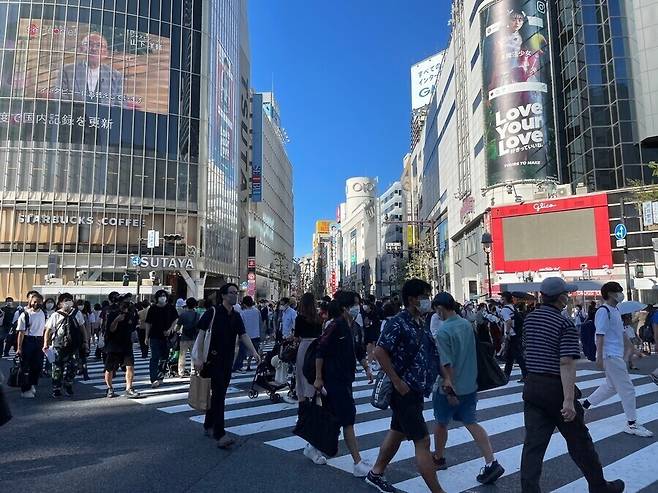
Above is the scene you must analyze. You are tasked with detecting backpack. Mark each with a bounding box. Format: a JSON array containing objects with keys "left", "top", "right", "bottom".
[
  {"left": 640, "top": 308, "right": 655, "bottom": 343},
  {"left": 302, "top": 338, "right": 320, "bottom": 385},
  {"left": 51, "top": 309, "right": 83, "bottom": 351},
  {"left": 504, "top": 306, "right": 525, "bottom": 337}
]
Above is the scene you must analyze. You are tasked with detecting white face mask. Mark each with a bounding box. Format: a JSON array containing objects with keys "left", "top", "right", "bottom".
[
  {"left": 45, "top": 302, "right": 54, "bottom": 310},
  {"left": 158, "top": 296, "right": 167, "bottom": 305},
  {"left": 612, "top": 292, "right": 625, "bottom": 303},
  {"left": 419, "top": 299, "right": 432, "bottom": 314},
  {"left": 348, "top": 306, "right": 360, "bottom": 318},
  {"left": 62, "top": 300, "right": 74, "bottom": 310}
]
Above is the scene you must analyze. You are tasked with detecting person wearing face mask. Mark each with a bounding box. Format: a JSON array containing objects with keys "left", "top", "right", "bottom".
[
  {"left": 43, "top": 298, "right": 56, "bottom": 319},
  {"left": 366, "top": 279, "right": 443, "bottom": 493},
  {"left": 431, "top": 292, "right": 504, "bottom": 484},
  {"left": 198, "top": 283, "right": 260, "bottom": 448},
  {"left": 15, "top": 292, "right": 47, "bottom": 398},
  {"left": 144, "top": 290, "right": 179, "bottom": 388},
  {"left": 313, "top": 291, "right": 372, "bottom": 476},
  {"left": 43, "top": 292, "right": 87, "bottom": 397},
  {"left": 581, "top": 282, "right": 653, "bottom": 438},
  {"left": 279, "top": 297, "right": 297, "bottom": 341},
  {"left": 521, "top": 278, "right": 624, "bottom": 493}
]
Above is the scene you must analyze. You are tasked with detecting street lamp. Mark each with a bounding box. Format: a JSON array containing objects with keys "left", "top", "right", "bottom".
[{"left": 481, "top": 232, "right": 493, "bottom": 298}]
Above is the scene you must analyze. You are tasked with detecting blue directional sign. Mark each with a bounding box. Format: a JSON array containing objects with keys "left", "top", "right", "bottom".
[
  {"left": 614, "top": 224, "right": 627, "bottom": 240},
  {"left": 130, "top": 256, "right": 141, "bottom": 267}
]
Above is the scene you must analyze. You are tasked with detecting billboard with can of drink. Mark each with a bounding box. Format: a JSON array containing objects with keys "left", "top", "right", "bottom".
[{"left": 480, "top": 0, "right": 557, "bottom": 186}]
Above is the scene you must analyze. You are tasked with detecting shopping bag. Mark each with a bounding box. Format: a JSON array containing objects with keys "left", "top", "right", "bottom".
[
  {"left": 475, "top": 336, "right": 508, "bottom": 391},
  {"left": 292, "top": 395, "right": 340, "bottom": 457},
  {"left": 188, "top": 374, "right": 211, "bottom": 411},
  {"left": 0, "top": 384, "right": 11, "bottom": 427}
]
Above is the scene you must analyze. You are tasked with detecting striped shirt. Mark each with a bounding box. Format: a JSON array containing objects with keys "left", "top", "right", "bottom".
[{"left": 523, "top": 304, "right": 581, "bottom": 376}]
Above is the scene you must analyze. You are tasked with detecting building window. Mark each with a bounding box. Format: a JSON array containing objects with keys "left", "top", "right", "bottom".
[
  {"left": 474, "top": 136, "right": 484, "bottom": 157},
  {"left": 472, "top": 90, "right": 482, "bottom": 113},
  {"left": 470, "top": 46, "right": 480, "bottom": 70}
]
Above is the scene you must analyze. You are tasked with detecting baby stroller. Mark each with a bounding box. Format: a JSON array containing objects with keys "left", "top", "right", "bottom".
[
  {"left": 158, "top": 331, "right": 181, "bottom": 380},
  {"left": 248, "top": 342, "right": 290, "bottom": 402}
]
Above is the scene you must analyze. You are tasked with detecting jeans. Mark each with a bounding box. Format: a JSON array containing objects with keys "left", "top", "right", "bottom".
[
  {"left": 149, "top": 338, "right": 168, "bottom": 383},
  {"left": 232, "top": 337, "right": 260, "bottom": 371},
  {"left": 20, "top": 336, "right": 44, "bottom": 392},
  {"left": 521, "top": 373, "right": 606, "bottom": 492},
  {"left": 504, "top": 336, "right": 527, "bottom": 378},
  {"left": 204, "top": 365, "right": 231, "bottom": 439}
]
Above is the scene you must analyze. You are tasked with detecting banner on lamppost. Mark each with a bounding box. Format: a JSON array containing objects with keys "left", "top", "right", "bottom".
[{"left": 480, "top": 0, "right": 557, "bottom": 186}]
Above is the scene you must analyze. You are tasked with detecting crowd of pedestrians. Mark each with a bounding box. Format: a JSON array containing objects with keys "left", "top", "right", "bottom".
[{"left": 1, "top": 275, "right": 658, "bottom": 492}]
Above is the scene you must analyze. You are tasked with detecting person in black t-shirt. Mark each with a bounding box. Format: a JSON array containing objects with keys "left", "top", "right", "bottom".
[
  {"left": 145, "top": 290, "right": 178, "bottom": 387},
  {"left": 199, "top": 283, "right": 259, "bottom": 448},
  {"left": 104, "top": 301, "right": 140, "bottom": 398}
]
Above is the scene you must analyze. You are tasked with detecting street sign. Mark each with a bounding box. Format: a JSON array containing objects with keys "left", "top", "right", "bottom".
[
  {"left": 616, "top": 239, "right": 626, "bottom": 248},
  {"left": 614, "top": 223, "right": 627, "bottom": 240},
  {"left": 130, "top": 256, "right": 141, "bottom": 267},
  {"left": 147, "top": 230, "right": 160, "bottom": 248}
]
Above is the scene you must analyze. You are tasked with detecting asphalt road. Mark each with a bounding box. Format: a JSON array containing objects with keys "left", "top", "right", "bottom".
[{"left": 1, "top": 348, "right": 658, "bottom": 493}]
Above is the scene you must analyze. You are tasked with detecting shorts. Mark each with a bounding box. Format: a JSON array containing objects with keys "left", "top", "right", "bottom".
[
  {"left": 323, "top": 380, "right": 356, "bottom": 427},
  {"left": 433, "top": 391, "right": 478, "bottom": 426},
  {"left": 104, "top": 351, "right": 135, "bottom": 372},
  {"left": 364, "top": 326, "right": 381, "bottom": 345},
  {"left": 390, "top": 389, "right": 428, "bottom": 441}
]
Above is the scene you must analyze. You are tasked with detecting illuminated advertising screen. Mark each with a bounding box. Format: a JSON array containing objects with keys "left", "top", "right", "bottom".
[
  {"left": 5, "top": 19, "right": 170, "bottom": 112},
  {"left": 480, "top": 0, "right": 557, "bottom": 186}
]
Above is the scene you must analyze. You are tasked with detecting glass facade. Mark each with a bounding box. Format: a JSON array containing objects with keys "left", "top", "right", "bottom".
[
  {"left": 555, "top": 0, "right": 658, "bottom": 191},
  {"left": 0, "top": 0, "right": 242, "bottom": 298}
]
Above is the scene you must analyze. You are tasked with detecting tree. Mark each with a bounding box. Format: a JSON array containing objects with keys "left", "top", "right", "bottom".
[{"left": 628, "top": 162, "right": 658, "bottom": 202}]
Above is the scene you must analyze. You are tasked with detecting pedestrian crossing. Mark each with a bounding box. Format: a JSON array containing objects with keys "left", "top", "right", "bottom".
[{"left": 6, "top": 344, "right": 658, "bottom": 492}]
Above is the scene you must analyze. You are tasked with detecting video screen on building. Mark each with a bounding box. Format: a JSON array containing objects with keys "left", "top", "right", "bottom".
[
  {"left": 2, "top": 19, "right": 170, "bottom": 113},
  {"left": 502, "top": 208, "right": 598, "bottom": 261},
  {"left": 480, "top": 0, "right": 557, "bottom": 186}
]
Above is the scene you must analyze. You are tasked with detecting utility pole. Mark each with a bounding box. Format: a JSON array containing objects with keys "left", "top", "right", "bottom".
[{"left": 620, "top": 197, "right": 633, "bottom": 301}]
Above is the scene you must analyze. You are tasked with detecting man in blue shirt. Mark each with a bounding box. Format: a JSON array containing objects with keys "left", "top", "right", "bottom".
[
  {"left": 366, "top": 279, "right": 444, "bottom": 493},
  {"left": 432, "top": 292, "right": 504, "bottom": 485}
]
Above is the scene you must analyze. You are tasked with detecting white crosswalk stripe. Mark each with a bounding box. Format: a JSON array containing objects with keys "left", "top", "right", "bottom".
[{"left": 7, "top": 342, "right": 656, "bottom": 491}]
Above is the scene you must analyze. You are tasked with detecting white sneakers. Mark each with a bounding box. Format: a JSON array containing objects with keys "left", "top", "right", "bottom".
[
  {"left": 303, "top": 444, "right": 327, "bottom": 465},
  {"left": 353, "top": 460, "right": 372, "bottom": 478},
  {"left": 21, "top": 389, "right": 35, "bottom": 398},
  {"left": 624, "top": 423, "right": 654, "bottom": 437}
]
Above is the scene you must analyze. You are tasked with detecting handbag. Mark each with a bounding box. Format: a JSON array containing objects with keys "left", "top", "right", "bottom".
[
  {"left": 292, "top": 393, "right": 341, "bottom": 457},
  {"left": 7, "top": 357, "right": 28, "bottom": 389},
  {"left": 192, "top": 307, "right": 215, "bottom": 369},
  {"left": 188, "top": 374, "right": 212, "bottom": 411},
  {"left": 474, "top": 332, "right": 508, "bottom": 391}
]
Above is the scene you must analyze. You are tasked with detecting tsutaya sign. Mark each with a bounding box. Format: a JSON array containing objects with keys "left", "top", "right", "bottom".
[{"left": 131, "top": 256, "right": 195, "bottom": 270}]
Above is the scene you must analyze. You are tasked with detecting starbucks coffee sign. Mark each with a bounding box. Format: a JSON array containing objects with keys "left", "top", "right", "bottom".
[
  {"left": 18, "top": 213, "right": 144, "bottom": 227},
  {"left": 131, "top": 256, "right": 195, "bottom": 270}
]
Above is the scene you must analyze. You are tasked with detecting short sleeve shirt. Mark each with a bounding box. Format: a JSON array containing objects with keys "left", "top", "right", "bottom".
[
  {"left": 16, "top": 309, "right": 46, "bottom": 337},
  {"left": 145, "top": 304, "right": 179, "bottom": 340},
  {"left": 377, "top": 309, "right": 439, "bottom": 397},
  {"left": 199, "top": 305, "right": 246, "bottom": 370},
  {"left": 436, "top": 315, "right": 478, "bottom": 396},
  {"left": 594, "top": 304, "right": 624, "bottom": 358},
  {"left": 523, "top": 304, "right": 581, "bottom": 375}
]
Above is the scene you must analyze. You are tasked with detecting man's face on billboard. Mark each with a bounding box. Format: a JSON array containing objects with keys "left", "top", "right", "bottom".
[
  {"left": 509, "top": 13, "right": 524, "bottom": 33},
  {"left": 81, "top": 33, "right": 108, "bottom": 67}
]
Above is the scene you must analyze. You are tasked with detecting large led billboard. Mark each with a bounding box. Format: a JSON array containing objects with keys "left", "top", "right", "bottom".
[
  {"left": 3, "top": 19, "right": 170, "bottom": 112},
  {"left": 480, "top": 0, "right": 557, "bottom": 186}
]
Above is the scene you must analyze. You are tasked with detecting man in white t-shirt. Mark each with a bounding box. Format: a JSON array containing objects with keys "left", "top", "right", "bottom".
[
  {"left": 500, "top": 292, "right": 527, "bottom": 383},
  {"left": 582, "top": 282, "right": 653, "bottom": 437},
  {"left": 16, "top": 291, "right": 47, "bottom": 398}
]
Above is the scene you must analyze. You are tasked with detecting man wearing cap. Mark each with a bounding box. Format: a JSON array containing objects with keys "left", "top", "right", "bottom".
[
  {"left": 521, "top": 277, "right": 624, "bottom": 493},
  {"left": 581, "top": 282, "right": 653, "bottom": 437}
]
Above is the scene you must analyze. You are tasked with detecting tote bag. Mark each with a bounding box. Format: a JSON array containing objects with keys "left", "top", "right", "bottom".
[
  {"left": 191, "top": 308, "right": 215, "bottom": 369},
  {"left": 188, "top": 374, "right": 211, "bottom": 411}
]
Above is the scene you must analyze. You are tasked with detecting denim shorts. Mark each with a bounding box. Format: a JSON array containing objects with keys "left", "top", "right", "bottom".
[{"left": 433, "top": 391, "right": 478, "bottom": 425}]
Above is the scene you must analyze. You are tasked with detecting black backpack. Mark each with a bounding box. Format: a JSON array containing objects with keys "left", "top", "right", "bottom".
[
  {"left": 303, "top": 338, "right": 320, "bottom": 385},
  {"left": 505, "top": 306, "right": 525, "bottom": 337},
  {"left": 51, "top": 309, "right": 83, "bottom": 351},
  {"left": 640, "top": 308, "right": 655, "bottom": 343}
]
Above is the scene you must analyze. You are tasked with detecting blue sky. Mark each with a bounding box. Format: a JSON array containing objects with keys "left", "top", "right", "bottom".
[{"left": 248, "top": 0, "right": 452, "bottom": 257}]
